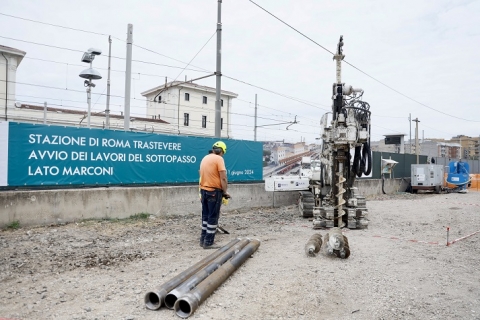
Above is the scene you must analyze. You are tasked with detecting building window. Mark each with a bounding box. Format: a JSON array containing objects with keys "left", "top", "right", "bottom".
[
  {"left": 203, "top": 96, "right": 207, "bottom": 104},
  {"left": 184, "top": 113, "right": 189, "bottom": 126},
  {"left": 157, "top": 95, "right": 162, "bottom": 103},
  {"left": 221, "top": 99, "right": 224, "bottom": 107},
  {"left": 185, "top": 93, "right": 190, "bottom": 101},
  {"left": 202, "top": 116, "right": 207, "bottom": 128},
  {"left": 221, "top": 118, "right": 223, "bottom": 129}
]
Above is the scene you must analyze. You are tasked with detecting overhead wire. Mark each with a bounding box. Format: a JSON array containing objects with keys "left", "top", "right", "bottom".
[
  {"left": 0, "top": 12, "right": 122, "bottom": 40},
  {"left": 247, "top": 0, "right": 480, "bottom": 123},
  {"left": 0, "top": 11, "right": 323, "bottom": 142},
  {"left": 171, "top": 31, "right": 217, "bottom": 83},
  {"left": 4, "top": 76, "right": 406, "bottom": 138},
  {"left": 3, "top": 10, "right": 461, "bottom": 142},
  {"left": 0, "top": 17, "right": 331, "bottom": 112},
  {"left": 1, "top": 79, "right": 319, "bottom": 128}
]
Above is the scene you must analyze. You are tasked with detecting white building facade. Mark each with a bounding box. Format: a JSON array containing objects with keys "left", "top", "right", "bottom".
[
  {"left": 271, "top": 146, "right": 287, "bottom": 165},
  {"left": 1, "top": 45, "right": 26, "bottom": 119},
  {"left": 141, "top": 81, "right": 238, "bottom": 138}
]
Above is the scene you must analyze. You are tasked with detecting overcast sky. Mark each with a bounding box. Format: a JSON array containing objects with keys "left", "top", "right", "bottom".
[{"left": 1, "top": 0, "right": 479, "bottom": 144}]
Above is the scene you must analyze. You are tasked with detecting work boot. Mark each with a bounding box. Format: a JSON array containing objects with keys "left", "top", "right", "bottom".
[{"left": 203, "top": 244, "right": 221, "bottom": 250}]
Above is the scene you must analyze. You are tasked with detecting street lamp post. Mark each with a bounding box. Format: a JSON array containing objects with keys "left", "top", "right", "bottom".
[{"left": 79, "top": 48, "right": 102, "bottom": 128}]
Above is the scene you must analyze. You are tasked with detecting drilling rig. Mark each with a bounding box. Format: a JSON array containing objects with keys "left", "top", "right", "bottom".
[{"left": 265, "top": 36, "right": 372, "bottom": 229}]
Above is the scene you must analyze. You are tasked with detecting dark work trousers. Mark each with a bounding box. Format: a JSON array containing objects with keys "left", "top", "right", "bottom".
[{"left": 200, "top": 189, "right": 223, "bottom": 246}]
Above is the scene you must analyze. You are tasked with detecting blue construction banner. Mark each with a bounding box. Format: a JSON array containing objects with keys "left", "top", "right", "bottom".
[{"left": 0, "top": 122, "right": 263, "bottom": 187}]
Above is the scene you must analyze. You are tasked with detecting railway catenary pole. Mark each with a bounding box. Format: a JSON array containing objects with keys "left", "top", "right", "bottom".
[
  {"left": 214, "top": 0, "right": 222, "bottom": 138},
  {"left": 124, "top": 24, "right": 133, "bottom": 131}
]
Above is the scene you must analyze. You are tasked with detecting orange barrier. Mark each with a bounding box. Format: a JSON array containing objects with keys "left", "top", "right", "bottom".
[
  {"left": 443, "top": 173, "right": 480, "bottom": 192},
  {"left": 469, "top": 174, "right": 480, "bottom": 192}
]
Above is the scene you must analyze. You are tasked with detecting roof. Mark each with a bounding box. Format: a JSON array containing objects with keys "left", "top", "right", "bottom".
[
  {"left": 0, "top": 45, "right": 26, "bottom": 65},
  {"left": 18, "top": 104, "right": 170, "bottom": 124},
  {"left": 141, "top": 80, "right": 238, "bottom": 98}
]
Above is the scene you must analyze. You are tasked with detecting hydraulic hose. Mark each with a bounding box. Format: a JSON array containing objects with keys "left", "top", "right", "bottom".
[
  {"left": 362, "top": 142, "right": 372, "bottom": 175},
  {"left": 352, "top": 143, "right": 371, "bottom": 178},
  {"left": 353, "top": 146, "right": 362, "bottom": 177}
]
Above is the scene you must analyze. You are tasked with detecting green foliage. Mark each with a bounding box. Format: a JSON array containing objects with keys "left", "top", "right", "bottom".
[
  {"left": 129, "top": 213, "right": 150, "bottom": 220},
  {"left": 6, "top": 220, "right": 20, "bottom": 230}
]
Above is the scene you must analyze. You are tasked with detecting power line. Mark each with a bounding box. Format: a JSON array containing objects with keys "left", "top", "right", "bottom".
[
  {"left": 22, "top": 56, "right": 204, "bottom": 75},
  {"left": 224, "top": 75, "right": 330, "bottom": 111},
  {"left": 1, "top": 30, "right": 330, "bottom": 115},
  {"left": 0, "top": 12, "right": 122, "bottom": 41},
  {"left": 172, "top": 31, "right": 217, "bottom": 83},
  {"left": 1, "top": 32, "right": 331, "bottom": 112},
  {"left": 247, "top": 0, "right": 480, "bottom": 123},
  {"left": 6, "top": 78, "right": 412, "bottom": 138},
  {"left": 247, "top": 0, "right": 334, "bottom": 55},
  {"left": 0, "top": 36, "right": 210, "bottom": 74}
]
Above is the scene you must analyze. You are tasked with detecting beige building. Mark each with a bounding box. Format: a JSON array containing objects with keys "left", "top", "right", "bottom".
[
  {"left": 1, "top": 44, "right": 238, "bottom": 137},
  {"left": 450, "top": 135, "right": 480, "bottom": 160},
  {"left": 271, "top": 146, "right": 287, "bottom": 165},
  {"left": 141, "top": 81, "right": 238, "bottom": 138}
]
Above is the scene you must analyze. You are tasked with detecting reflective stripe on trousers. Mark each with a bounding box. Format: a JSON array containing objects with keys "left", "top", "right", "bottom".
[{"left": 200, "top": 189, "right": 223, "bottom": 246}]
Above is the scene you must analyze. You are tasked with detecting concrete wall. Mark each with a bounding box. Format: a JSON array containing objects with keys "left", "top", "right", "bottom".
[{"left": 0, "top": 178, "right": 408, "bottom": 228}]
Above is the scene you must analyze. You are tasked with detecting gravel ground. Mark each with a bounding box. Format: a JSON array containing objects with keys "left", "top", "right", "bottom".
[{"left": 1, "top": 191, "right": 479, "bottom": 320}]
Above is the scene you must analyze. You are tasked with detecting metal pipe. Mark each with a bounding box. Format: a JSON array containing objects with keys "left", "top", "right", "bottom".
[
  {"left": 144, "top": 238, "right": 240, "bottom": 310},
  {"left": 164, "top": 238, "right": 250, "bottom": 309},
  {"left": 174, "top": 239, "right": 261, "bottom": 318}
]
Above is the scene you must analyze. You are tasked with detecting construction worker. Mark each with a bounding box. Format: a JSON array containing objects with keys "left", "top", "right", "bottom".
[{"left": 199, "top": 141, "right": 230, "bottom": 249}]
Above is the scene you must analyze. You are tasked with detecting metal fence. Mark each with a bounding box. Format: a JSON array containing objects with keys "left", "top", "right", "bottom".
[
  {"left": 371, "top": 152, "right": 427, "bottom": 179},
  {"left": 432, "top": 157, "right": 480, "bottom": 174},
  {"left": 369, "top": 152, "right": 480, "bottom": 179}
]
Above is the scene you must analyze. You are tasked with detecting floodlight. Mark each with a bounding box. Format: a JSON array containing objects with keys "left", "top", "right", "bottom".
[
  {"left": 78, "top": 46, "right": 103, "bottom": 129},
  {"left": 81, "top": 52, "right": 95, "bottom": 63},
  {"left": 88, "top": 48, "right": 102, "bottom": 55},
  {"left": 79, "top": 68, "right": 102, "bottom": 80}
]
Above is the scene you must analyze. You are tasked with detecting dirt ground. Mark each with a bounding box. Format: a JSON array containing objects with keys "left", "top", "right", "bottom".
[{"left": 1, "top": 191, "right": 479, "bottom": 320}]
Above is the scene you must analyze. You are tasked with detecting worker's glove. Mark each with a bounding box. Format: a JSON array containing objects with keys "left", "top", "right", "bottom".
[{"left": 222, "top": 193, "right": 231, "bottom": 205}]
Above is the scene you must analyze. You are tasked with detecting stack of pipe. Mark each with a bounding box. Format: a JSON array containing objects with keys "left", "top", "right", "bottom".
[{"left": 144, "top": 237, "right": 260, "bottom": 318}]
